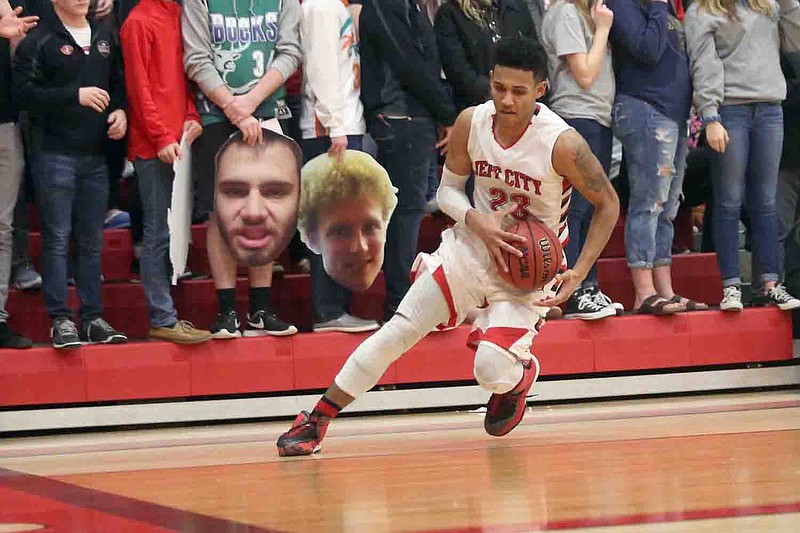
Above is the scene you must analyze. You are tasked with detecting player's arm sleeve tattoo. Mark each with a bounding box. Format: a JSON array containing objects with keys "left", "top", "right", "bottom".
[{"left": 572, "top": 136, "right": 608, "bottom": 193}]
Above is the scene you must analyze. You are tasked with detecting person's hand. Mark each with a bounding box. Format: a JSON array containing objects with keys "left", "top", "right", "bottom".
[
  {"left": 535, "top": 269, "right": 585, "bottom": 307},
  {"left": 183, "top": 120, "right": 203, "bottom": 146},
  {"left": 223, "top": 94, "right": 258, "bottom": 125},
  {"left": 592, "top": 0, "right": 614, "bottom": 33},
  {"left": 328, "top": 136, "right": 348, "bottom": 159},
  {"left": 436, "top": 126, "right": 453, "bottom": 156},
  {"left": 79, "top": 87, "right": 110, "bottom": 113},
  {"left": 236, "top": 116, "right": 262, "bottom": 146},
  {"left": 465, "top": 203, "right": 527, "bottom": 273},
  {"left": 0, "top": 7, "right": 38, "bottom": 39},
  {"left": 692, "top": 204, "right": 706, "bottom": 230},
  {"left": 158, "top": 142, "right": 183, "bottom": 164},
  {"left": 706, "top": 121, "right": 729, "bottom": 153},
  {"left": 94, "top": 0, "right": 114, "bottom": 19},
  {"left": 107, "top": 109, "right": 127, "bottom": 140}
]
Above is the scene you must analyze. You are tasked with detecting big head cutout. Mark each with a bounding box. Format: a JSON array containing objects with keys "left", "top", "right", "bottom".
[
  {"left": 298, "top": 151, "right": 398, "bottom": 292},
  {"left": 214, "top": 129, "right": 302, "bottom": 268}
]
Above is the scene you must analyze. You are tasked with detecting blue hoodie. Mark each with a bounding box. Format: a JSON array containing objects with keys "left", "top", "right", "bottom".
[{"left": 606, "top": 0, "right": 692, "bottom": 125}]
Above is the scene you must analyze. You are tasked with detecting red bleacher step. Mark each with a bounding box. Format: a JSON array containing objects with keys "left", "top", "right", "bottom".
[
  {"left": 0, "top": 308, "right": 791, "bottom": 407},
  {"left": 6, "top": 252, "right": 723, "bottom": 343}
]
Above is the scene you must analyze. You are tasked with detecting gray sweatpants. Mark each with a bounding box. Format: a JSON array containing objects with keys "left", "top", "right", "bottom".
[{"left": 0, "top": 123, "right": 24, "bottom": 322}]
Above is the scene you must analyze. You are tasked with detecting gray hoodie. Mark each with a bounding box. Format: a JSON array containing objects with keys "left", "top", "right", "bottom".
[
  {"left": 182, "top": 0, "right": 301, "bottom": 101},
  {"left": 685, "top": 0, "right": 800, "bottom": 119}
]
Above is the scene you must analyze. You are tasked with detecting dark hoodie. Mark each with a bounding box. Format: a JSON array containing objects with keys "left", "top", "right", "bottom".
[
  {"left": 606, "top": 0, "right": 692, "bottom": 124},
  {"left": 12, "top": 9, "right": 126, "bottom": 154}
]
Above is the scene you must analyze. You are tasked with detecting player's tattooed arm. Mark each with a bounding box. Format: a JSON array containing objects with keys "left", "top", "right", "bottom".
[
  {"left": 572, "top": 136, "right": 608, "bottom": 194},
  {"left": 553, "top": 129, "right": 618, "bottom": 206},
  {"left": 544, "top": 129, "right": 620, "bottom": 304}
]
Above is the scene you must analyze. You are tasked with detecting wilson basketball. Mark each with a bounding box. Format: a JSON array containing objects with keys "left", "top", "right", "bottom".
[{"left": 498, "top": 219, "right": 563, "bottom": 292}]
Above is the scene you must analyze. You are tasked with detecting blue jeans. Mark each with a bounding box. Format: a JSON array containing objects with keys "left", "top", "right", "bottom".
[
  {"left": 613, "top": 95, "right": 688, "bottom": 269},
  {"left": 778, "top": 169, "right": 800, "bottom": 282},
  {"left": 711, "top": 103, "right": 782, "bottom": 288},
  {"left": 32, "top": 152, "right": 108, "bottom": 320},
  {"left": 564, "top": 118, "right": 612, "bottom": 288},
  {"left": 370, "top": 115, "right": 437, "bottom": 320},
  {"left": 301, "top": 135, "right": 364, "bottom": 322},
  {"left": 134, "top": 158, "right": 178, "bottom": 327}
]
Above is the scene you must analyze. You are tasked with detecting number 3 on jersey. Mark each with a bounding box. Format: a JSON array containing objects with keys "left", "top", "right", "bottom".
[
  {"left": 252, "top": 50, "right": 265, "bottom": 78},
  {"left": 488, "top": 188, "right": 531, "bottom": 220}
]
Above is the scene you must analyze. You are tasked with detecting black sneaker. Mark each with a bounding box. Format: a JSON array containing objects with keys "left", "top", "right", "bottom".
[
  {"left": 245, "top": 309, "right": 298, "bottom": 337},
  {"left": 752, "top": 284, "right": 800, "bottom": 311},
  {"left": 51, "top": 318, "right": 82, "bottom": 350},
  {"left": 80, "top": 318, "right": 128, "bottom": 344},
  {"left": 0, "top": 322, "right": 32, "bottom": 349},
  {"left": 564, "top": 287, "right": 616, "bottom": 320},
  {"left": 210, "top": 310, "right": 242, "bottom": 339}
]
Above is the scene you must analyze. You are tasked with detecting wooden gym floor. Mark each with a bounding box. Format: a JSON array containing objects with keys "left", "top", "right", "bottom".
[{"left": 1, "top": 391, "right": 799, "bottom": 532}]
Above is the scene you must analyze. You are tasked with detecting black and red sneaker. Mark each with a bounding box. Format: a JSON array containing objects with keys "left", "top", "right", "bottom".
[
  {"left": 484, "top": 356, "right": 540, "bottom": 437},
  {"left": 277, "top": 411, "right": 330, "bottom": 457}
]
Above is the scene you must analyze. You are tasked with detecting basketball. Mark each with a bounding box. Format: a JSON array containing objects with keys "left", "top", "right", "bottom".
[{"left": 497, "top": 219, "right": 563, "bottom": 292}]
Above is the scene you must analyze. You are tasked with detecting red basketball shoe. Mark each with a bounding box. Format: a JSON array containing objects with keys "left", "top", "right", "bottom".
[
  {"left": 484, "top": 356, "right": 540, "bottom": 437},
  {"left": 277, "top": 411, "right": 330, "bottom": 457}
]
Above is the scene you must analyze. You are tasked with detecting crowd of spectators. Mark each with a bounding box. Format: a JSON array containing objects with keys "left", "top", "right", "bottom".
[{"left": 0, "top": 0, "right": 799, "bottom": 350}]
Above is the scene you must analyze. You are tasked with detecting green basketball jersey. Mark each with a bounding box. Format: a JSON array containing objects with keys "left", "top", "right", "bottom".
[{"left": 197, "top": 0, "right": 289, "bottom": 126}]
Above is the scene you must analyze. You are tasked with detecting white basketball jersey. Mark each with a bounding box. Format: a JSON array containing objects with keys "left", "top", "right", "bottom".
[{"left": 468, "top": 100, "right": 573, "bottom": 247}]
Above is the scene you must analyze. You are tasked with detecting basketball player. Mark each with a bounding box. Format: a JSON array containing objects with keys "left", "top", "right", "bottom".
[{"left": 277, "top": 35, "right": 620, "bottom": 456}]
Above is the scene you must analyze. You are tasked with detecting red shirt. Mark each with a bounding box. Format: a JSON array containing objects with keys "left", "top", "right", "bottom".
[{"left": 120, "top": 0, "right": 199, "bottom": 161}]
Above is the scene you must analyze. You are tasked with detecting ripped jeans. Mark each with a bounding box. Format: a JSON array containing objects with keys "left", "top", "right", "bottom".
[{"left": 613, "top": 95, "right": 688, "bottom": 269}]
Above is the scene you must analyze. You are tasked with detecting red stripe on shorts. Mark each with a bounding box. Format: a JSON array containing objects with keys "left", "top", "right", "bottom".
[{"left": 432, "top": 266, "right": 458, "bottom": 329}]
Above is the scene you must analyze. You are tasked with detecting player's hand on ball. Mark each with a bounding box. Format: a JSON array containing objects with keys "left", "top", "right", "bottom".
[
  {"left": 536, "top": 269, "right": 584, "bottom": 307},
  {"left": 466, "top": 204, "right": 527, "bottom": 273}
]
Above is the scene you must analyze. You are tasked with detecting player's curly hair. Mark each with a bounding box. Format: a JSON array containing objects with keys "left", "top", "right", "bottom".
[
  {"left": 493, "top": 34, "right": 548, "bottom": 82},
  {"left": 298, "top": 150, "right": 398, "bottom": 245}
]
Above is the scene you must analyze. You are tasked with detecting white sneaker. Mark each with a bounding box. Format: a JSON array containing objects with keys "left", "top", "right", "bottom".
[
  {"left": 565, "top": 288, "right": 616, "bottom": 320},
  {"left": 591, "top": 287, "right": 624, "bottom": 314},
  {"left": 720, "top": 285, "right": 743, "bottom": 312},
  {"left": 313, "top": 313, "right": 380, "bottom": 333}
]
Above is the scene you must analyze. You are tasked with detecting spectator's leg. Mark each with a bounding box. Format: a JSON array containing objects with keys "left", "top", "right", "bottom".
[
  {"left": 373, "top": 117, "right": 436, "bottom": 321},
  {"left": 11, "top": 180, "right": 29, "bottom": 272},
  {"left": 129, "top": 170, "right": 144, "bottom": 244},
  {"left": 565, "top": 118, "right": 613, "bottom": 290},
  {"left": 32, "top": 153, "right": 77, "bottom": 320},
  {"left": 0, "top": 123, "right": 24, "bottom": 323},
  {"left": 711, "top": 105, "right": 751, "bottom": 290},
  {"left": 778, "top": 169, "right": 800, "bottom": 282},
  {"left": 195, "top": 122, "right": 238, "bottom": 289},
  {"left": 105, "top": 137, "right": 126, "bottom": 217},
  {"left": 747, "top": 103, "right": 783, "bottom": 290},
  {"left": 614, "top": 97, "right": 660, "bottom": 308},
  {"left": 134, "top": 158, "right": 178, "bottom": 328},
  {"left": 653, "top": 128, "right": 689, "bottom": 298},
  {"left": 12, "top": 112, "right": 35, "bottom": 278},
  {"left": 73, "top": 156, "right": 109, "bottom": 322},
  {"left": 192, "top": 123, "right": 236, "bottom": 223}
]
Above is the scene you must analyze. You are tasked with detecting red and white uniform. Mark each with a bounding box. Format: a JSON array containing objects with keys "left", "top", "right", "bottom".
[{"left": 411, "top": 100, "right": 572, "bottom": 360}]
